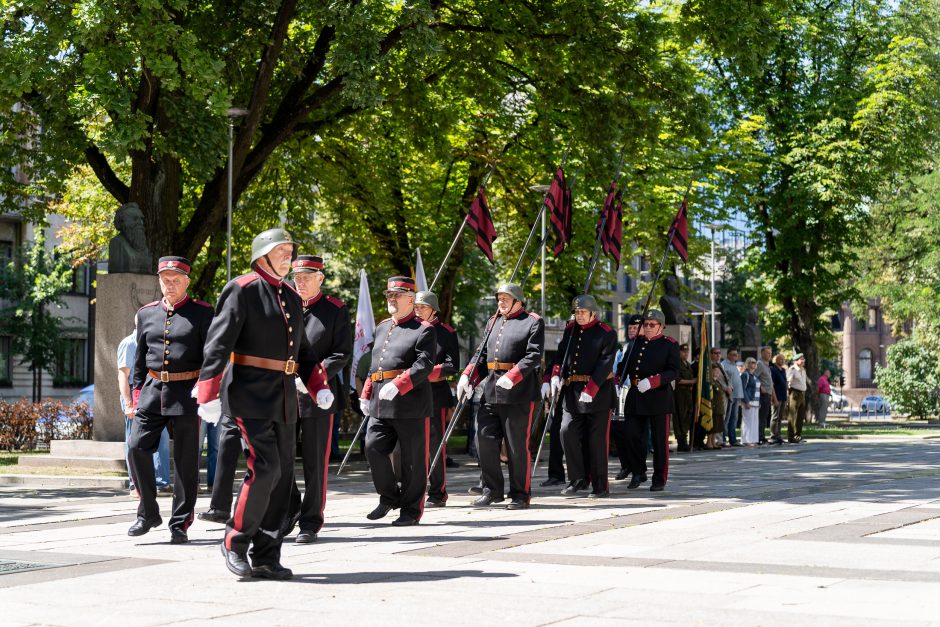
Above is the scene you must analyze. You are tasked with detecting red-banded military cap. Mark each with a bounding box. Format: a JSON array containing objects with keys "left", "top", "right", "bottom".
[
  {"left": 385, "top": 276, "right": 416, "bottom": 294},
  {"left": 292, "top": 255, "right": 324, "bottom": 273},
  {"left": 157, "top": 256, "right": 192, "bottom": 276}
]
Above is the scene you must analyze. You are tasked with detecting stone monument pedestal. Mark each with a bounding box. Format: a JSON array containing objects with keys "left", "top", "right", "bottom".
[
  {"left": 664, "top": 324, "right": 692, "bottom": 347},
  {"left": 92, "top": 273, "right": 160, "bottom": 442}
]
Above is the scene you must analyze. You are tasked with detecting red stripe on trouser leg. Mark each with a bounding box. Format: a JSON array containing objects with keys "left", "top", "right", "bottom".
[
  {"left": 226, "top": 416, "right": 257, "bottom": 550},
  {"left": 523, "top": 402, "right": 535, "bottom": 497},
  {"left": 440, "top": 408, "right": 447, "bottom": 496},
  {"left": 663, "top": 414, "right": 670, "bottom": 483},
  {"left": 603, "top": 410, "right": 612, "bottom": 491},
  {"left": 418, "top": 416, "right": 430, "bottom": 520},
  {"left": 319, "top": 414, "right": 334, "bottom": 526}
]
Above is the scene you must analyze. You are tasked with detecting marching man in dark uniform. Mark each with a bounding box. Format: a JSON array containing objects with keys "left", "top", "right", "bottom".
[
  {"left": 287, "top": 255, "right": 352, "bottom": 543},
  {"left": 458, "top": 283, "right": 544, "bottom": 510},
  {"left": 359, "top": 276, "right": 437, "bottom": 526},
  {"left": 195, "top": 228, "right": 333, "bottom": 580},
  {"left": 544, "top": 294, "right": 617, "bottom": 498},
  {"left": 612, "top": 314, "right": 645, "bottom": 480},
  {"left": 620, "top": 309, "right": 680, "bottom": 491},
  {"left": 413, "top": 290, "right": 459, "bottom": 508},
  {"left": 128, "top": 256, "right": 213, "bottom": 543}
]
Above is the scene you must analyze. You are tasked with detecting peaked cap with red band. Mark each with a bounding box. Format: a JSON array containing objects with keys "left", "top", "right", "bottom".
[
  {"left": 292, "top": 255, "right": 324, "bottom": 273},
  {"left": 157, "top": 256, "right": 192, "bottom": 276},
  {"left": 385, "top": 276, "right": 416, "bottom": 293}
]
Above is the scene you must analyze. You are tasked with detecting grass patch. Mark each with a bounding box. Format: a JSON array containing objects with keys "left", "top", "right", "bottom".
[{"left": 0, "top": 450, "right": 50, "bottom": 466}]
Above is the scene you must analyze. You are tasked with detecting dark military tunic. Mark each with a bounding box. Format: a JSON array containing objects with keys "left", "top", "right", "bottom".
[
  {"left": 290, "top": 292, "right": 352, "bottom": 535},
  {"left": 424, "top": 318, "right": 459, "bottom": 502},
  {"left": 547, "top": 319, "right": 617, "bottom": 494},
  {"left": 361, "top": 311, "right": 437, "bottom": 522},
  {"left": 674, "top": 359, "right": 695, "bottom": 449},
  {"left": 196, "top": 266, "right": 329, "bottom": 564},
  {"left": 465, "top": 308, "right": 545, "bottom": 504},
  {"left": 621, "top": 332, "right": 680, "bottom": 488},
  {"left": 128, "top": 295, "right": 213, "bottom": 534}
]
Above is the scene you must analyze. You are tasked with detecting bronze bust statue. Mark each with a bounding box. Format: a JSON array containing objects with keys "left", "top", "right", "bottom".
[
  {"left": 659, "top": 274, "right": 690, "bottom": 325},
  {"left": 109, "top": 202, "right": 152, "bottom": 274}
]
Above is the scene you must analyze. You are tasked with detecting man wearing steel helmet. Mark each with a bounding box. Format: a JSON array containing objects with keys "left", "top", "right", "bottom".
[
  {"left": 543, "top": 294, "right": 617, "bottom": 498},
  {"left": 359, "top": 276, "right": 437, "bottom": 526},
  {"left": 620, "top": 309, "right": 680, "bottom": 491},
  {"left": 414, "top": 290, "right": 460, "bottom": 508},
  {"left": 458, "top": 283, "right": 545, "bottom": 510},
  {"left": 285, "top": 255, "right": 352, "bottom": 544},
  {"left": 127, "top": 256, "right": 214, "bottom": 544},
  {"left": 195, "top": 228, "right": 333, "bottom": 580}
]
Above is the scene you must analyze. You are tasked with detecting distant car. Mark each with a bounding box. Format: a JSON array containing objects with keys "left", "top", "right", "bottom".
[
  {"left": 828, "top": 392, "right": 848, "bottom": 410},
  {"left": 36, "top": 385, "right": 95, "bottom": 441},
  {"left": 860, "top": 395, "right": 890, "bottom": 413}
]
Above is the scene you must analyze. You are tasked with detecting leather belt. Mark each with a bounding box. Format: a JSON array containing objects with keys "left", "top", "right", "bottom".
[
  {"left": 429, "top": 374, "right": 456, "bottom": 384},
  {"left": 565, "top": 372, "right": 614, "bottom": 385},
  {"left": 487, "top": 361, "right": 515, "bottom": 371},
  {"left": 148, "top": 369, "right": 200, "bottom": 383},
  {"left": 230, "top": 353, "right": 298, "bottom": 375},
  {"left": 630, "top": 377, "right": 640, "bottom": 386},
  {"left": 371, "top": 369, "right": 405, "bottom": 382}
]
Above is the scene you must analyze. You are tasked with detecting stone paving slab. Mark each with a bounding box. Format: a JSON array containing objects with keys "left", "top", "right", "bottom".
[{"left": 1, "top": 439, "right": 940, "bottom": 625}]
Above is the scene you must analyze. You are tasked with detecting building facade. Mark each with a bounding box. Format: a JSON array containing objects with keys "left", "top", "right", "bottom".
[{"left": 0, "top": 212, "right": 94, "bottom": 402}]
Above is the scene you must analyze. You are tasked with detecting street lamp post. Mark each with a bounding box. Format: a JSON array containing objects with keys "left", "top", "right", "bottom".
[
  {"left": 703, "top": 223, "right": 720, "bottom": 343},
  {"left": 226, "top": 107, "right": 249, "bottom": 282}
]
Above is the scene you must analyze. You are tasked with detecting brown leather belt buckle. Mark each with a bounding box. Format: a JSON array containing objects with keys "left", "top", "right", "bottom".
[
  {"left": 284, "top": 357, "right": 297, "bottom": 375},
  {"left": 160, "top": 370, "right": 170, "bottom": 383}
]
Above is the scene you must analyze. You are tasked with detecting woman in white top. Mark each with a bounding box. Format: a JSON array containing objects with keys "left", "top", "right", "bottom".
[{"left": 740, "top": 358, "right": 761, "bottom": 445}]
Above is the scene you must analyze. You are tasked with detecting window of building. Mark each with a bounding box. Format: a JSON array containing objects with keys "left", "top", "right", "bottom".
[
  {"left": 868, "top": 307, "right": 878, "bottom": 330},
  {"left": 856, "top": 317, "right": 866, "bottom": 332},
  {"left": 858, "top": 348, "right": 873, "bottom": 381},
  {"left": 0, "top": 336, "right": 11, "bottom": 386},
  {"left": 54, "top": 338, "right": 88, "bottom": 387},
  {"left": 71, "top": 263, "right": 90, "bottom": 295}
]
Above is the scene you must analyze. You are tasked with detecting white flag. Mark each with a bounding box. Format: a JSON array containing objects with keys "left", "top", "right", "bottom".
[
  {"left": 351, "top": 269, "right": 375, "bottom": 390},
  {"left": 415, "top": 247, "right": 428, "bottom": 292}
]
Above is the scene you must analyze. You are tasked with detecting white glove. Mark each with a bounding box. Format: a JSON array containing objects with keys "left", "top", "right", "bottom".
[
  {"left": 294, "top": 376, "right": 308, "bottom": 394},
  {"left": 550, "top": 375, "right": 562, "bottom": 396},
  {"left": 637, "top": 378, "right": 652, "bottom": 393},
  {"left": 540, "top": 382, "right": 551, "bottom": 400},
  {"left": 456, "top": 375, "right": 472, "bottom": 402},
  {"left": 578, "top": 391, "right": 593, "bottom": 403},
  {"left": 198, "top": 399, "right": 222, "bottom": 425},
  {"left": 316, "top": 389, "right": 334, "bottom": 410},
  {"left": 379, "top": 383, "right": 400, "bottom": 401},
  {"left": 359, "top": 398, "right": 370, "bottom": 416},
  {"left": 496, "top": 374, "right": 514, "bottom": 390}
]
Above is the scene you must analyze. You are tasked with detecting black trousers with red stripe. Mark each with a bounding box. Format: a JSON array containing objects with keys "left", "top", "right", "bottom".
[
  {"left": 207, "top": 414, "right": 243, "bottom": 514},
  {"left": 560, "top": 407, "right": 611, "bottom": 493},
  {"left": 477, "top": 401, "right": 534, "bottom": 503},
  {"left": 624, "top": 413, "right": 670, "bottom": 487},
  {"left": 224, "top": 416, "right": 295, "bottom": 566},
  {"left": 128, "top": 410, "right": 200, "bottom": 533},
  {"left": 427, "top": 406, "right": 450, "bottom": 502},
  {"left": 365, "top": 417, "right": 429, "bottom": 521},
  {"left": 291, "top": 413, "right": 333, "bottom": 533}
]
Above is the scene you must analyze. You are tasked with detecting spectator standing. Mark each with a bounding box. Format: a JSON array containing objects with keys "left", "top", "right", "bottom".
[
  {"left": 720, "top": 348, "right": 744, "bottom": 447},
  {"left": 740, "top": 357, "right": 760, "bottom": 445},
  {"left": 817, "top": 369, "right": 832, "bottom": 428},
  {"left": 786, "top": 352, "right": 808, "bottom": 443},
  {"left": 769, "top": 353, "right": 788, "bottom": 445},
  {"left": 756, "top": 346, "right": 774, "bottom": 444},
  {"left": 117, "top": 314, "right": 170, "bottom": 495},
  {"left": 706, "top": 364, "right": 726, "bottom": 449}
]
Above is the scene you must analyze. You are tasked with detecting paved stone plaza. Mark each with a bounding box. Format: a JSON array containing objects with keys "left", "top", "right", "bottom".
[{"left": 1, "top": 437, "right": 939, "bottom": 626}]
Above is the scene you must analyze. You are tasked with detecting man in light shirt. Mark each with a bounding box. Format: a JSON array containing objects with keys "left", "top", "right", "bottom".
[
  {"left": 785, "top": 352, "right": 808, "bottom": 443},
  {"left": 720, "top": 348, "right": 744, "bottom": 447}
]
